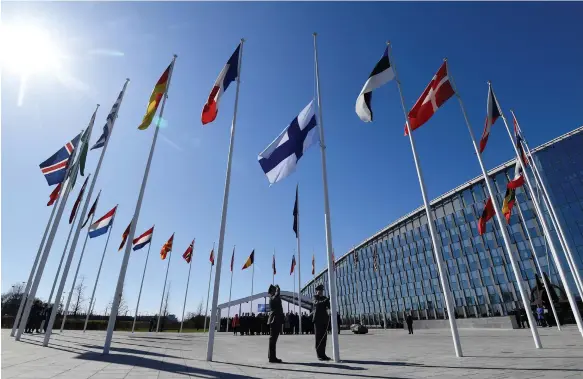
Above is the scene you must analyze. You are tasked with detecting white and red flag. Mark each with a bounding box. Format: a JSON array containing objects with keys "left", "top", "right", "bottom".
[
  {"left": 406, "top": 61, "right": 455, "bottom": 134},
  {"left": 479, "top": 84, "right": 502, "bottom": 153},
  {"left": 201, "top": 44, "right": 241, "bottom": 125}
]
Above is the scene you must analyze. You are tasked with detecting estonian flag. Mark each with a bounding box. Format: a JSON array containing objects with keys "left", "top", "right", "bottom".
[
  {"left": 258, "top": 101, "right": 319, "bottom": 185},
  {"left": 356, "top": 46, "right": 395, "bottom": 123}
]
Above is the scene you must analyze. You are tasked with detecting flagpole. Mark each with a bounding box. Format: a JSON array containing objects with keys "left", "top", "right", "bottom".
[
  {"left": 353, "top": 246, "right": 363, "bottom": 325},
  {"left": 204, "top": 242, "right": 215, "bottom": 333},
  {"left": 180, "top": 239, "right": 194, "bottom": 333},
  {"left": 47, "top": 213, "right": 78, "bottom": 306},
  {"left": 206, "top": 39, "right": 245, "bottom": 361},
  {"left": 132, "top": 231, "right": 154, "bottom": 333},
  {"left": 386, "top": 45, "right": 463, "bottom": 356},
  {"left": 16, "top": 112, "right": 98, "bottom": 342},
  {"left": 61, "top": 192, "right": 100, "bottom": 332},
  {"left": 313, "top": 32, "right": 340, "bottom": 362},
  {"left": 515, "top": 199, "right": 561, "bottom": 330},
  {"left": 226, "top": 245, "right": 235, "bottom": 333},
  {"left": 374, "top": 247, "right": 388, "bottom": 329},
  {"left": 251, "top": 256, "right": 255, "bottom": 314},
  {"left": 494, "top": 90, "right": 583, "bottom": 336},
  {"left": 103, "top": 56, "right": 177, "bottom": 355},
  {"left": 511, "top": 110, "right": 583, "bottom": 299},
  {"left": 293, "top": 260, "right": 296, "bottom": 318},
  {"left": 447, "top": 68, "right": 541, "bottom": 348},
  {"left": 11, "top": 194, "right": 61, "bottom": 337},
  {"left": 296, "top": 185, "right": 302, "bottom": 334},
  {"left": 157, "top": 248, "right": 173, "bottom": 333},
  {"left": 273, "top": 249, "right": 275, "bottom": 285}
]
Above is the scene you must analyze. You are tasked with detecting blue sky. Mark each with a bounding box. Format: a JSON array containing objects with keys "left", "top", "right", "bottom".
[{"left": 2, "top": 2, "right": 582, "bottom": 318}]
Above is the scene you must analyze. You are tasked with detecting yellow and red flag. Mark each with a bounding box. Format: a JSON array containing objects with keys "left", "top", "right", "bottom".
[
  {"left": 138, "top": 62, "right": 173, "bottom": 130},
  {"left": 182, "top": 240, "right": 194, "bottom": 263},
  {"left": 242, "top": 249, "right": 254, "bottom": 270},
  {"left": 160, "top": 233, "right": 174, "bottom": 260}
]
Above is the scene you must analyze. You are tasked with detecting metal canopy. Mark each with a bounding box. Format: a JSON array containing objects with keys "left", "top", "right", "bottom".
[{"left": 217, "top": 291, "right": 313, "bottom": 312}]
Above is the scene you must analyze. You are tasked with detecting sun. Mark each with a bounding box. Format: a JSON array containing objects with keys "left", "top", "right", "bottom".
[{"left": 0, "top": 22, "right": 62, "bottom": 76}]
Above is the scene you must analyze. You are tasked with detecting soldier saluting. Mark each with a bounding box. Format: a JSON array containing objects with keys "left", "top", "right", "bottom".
[
  {"left": 267, "top": 284, "right": 284, "bottom": 363},
  {"left": 312, "top": 284, "right": 331, "bottom": 361}
]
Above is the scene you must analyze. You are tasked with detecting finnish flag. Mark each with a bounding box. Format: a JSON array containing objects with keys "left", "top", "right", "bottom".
[{"left": 258, "top": 100, "right": 319, "bottom": 185}]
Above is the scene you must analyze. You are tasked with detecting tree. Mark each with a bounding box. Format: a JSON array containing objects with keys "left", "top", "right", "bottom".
[
  {"left": 196, "top": 298, "right": 204, "bottom": 316},
  {"left": 71, "top": 275, "right": 86, "bottom": 317},
  {"left": 1, "top": 282, "right": 31, "bottom": 318},
  {"left": 108, "top": 290, "right": 129, "bottom": 316}
]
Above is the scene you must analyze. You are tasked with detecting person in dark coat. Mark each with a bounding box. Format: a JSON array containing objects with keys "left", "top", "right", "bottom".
[
  {"left": 267, "top": 284, "right": 284, "bottom": 363},
  {"left": 337, "top": 312, "right": 341, "bottom": 334},
  {"left": 312, "top": 284, "right": 331, "bottom": 361},
  {"left": 406, "top": 313, "right": 414, "bottom": 334}
]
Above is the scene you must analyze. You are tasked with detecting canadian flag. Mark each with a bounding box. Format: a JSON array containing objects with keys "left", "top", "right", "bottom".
[{"left": 406, "top": 61, "right": 455, "bottom": 135}]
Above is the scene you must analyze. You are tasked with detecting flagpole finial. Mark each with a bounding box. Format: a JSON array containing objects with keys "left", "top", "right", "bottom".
[
  {"left": 125, "top": 78, "right": 130, "bottom": 82},
  {"left": 240, "top": 38, "right": 245, "bottom": 43},
  {"left": 313, "top": 32, "right": 317, "bottom": 36},
  {"left": 487, "top": 80, "right": 491, "bottom": 86},
  {"left": 173, "top": 54, "right": 178, "bottom": 58},
  {"left": 386, "top": 40, "right": 391, "bottom": 46},
  {"left": 443, "top": 57, "right": 448, "bottom": 62}
]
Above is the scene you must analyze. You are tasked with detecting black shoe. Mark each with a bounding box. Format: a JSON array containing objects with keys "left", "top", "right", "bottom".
[
  {"left": 269, "top": 358, "right": 282, "bottom": 363},
  {"left": 318, "top": 355, "right": 331, "bottom": 361}
]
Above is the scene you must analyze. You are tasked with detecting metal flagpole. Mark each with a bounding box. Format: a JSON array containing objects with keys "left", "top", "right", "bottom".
[
  {"left": 494, "top": 91, "right": 583, "bottom": 336},
  {"left": 157, "top": 249, "right": 173, "bottom": 333},
  {"left": 82, "top": 211, "right": 117, "bottom": 333},
  {"left": 131, "top": 232, "right": 154, "bottom": 333},
  {"left": 226, "top": 245, "right": 235, "bottom": 333},
  {"left": 515, "top": 199, "right": 561, "bottom": 330},
  {"left": 448, "top": 70, "right": 542, "bottom": 348},
  {"left": 251, "top": 256, "right": 255, "bottom": 314},
  {"left": 511, "top": 110, "right": 583, "bottom": 299},
  {"left": 11, "top": 194, "right": 61, "bottom": 337},
  {"left": 58, "top": 79, "right": 131, "bottom": 334},
  {"left": 47, "top": 216, "right": 77, "bottom": 306},
  {"left": 296, "top": 185, "right": 302, "bottom": 334},
  {"left": 61, "top": 191, "right": 100, "bottom": 332},
  {"left": 313, "top": 32, "right": 340, "bottom": 362},
  {"left": 180, "top": 239, "right": 195, "bottom": 333},
  {"left": 293, "top": 262, "right": 296, "bottom": 317},
  {"left": 16, "top": 112, "right": 97, "bottom": 342},
  {"left": 353, "top": 246, "right": 363, "bottom": 325},
  {"left": 204, "top": 242, "right": 215, "bottom": 333},
  {"left": 273, "top": 249, "right": 275, "bottom": 285},
  {"left": 103, "top": 56, "right": 177, "bottom": 355},
  {"left": 206, "top": 39, "right": 245, "bottom": 361},
  {"left": 387, "top": 45, "right": 463, "bottom": 357}
]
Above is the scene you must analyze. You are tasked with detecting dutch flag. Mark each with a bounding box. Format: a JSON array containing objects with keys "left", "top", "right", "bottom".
[
  {"left": 89, "top": 206, "right": 117, "bottom": 239},
  {"left": 133, "top": 226, "right": 154, "bottom": 251},
  {"left": 258, "top": 100, "right": 319, "bottom": 185}
]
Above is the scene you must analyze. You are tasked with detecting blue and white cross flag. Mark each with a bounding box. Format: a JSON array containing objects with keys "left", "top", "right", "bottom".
[{"left": 258, "top": 100, "right": 319, "bottom": 185}]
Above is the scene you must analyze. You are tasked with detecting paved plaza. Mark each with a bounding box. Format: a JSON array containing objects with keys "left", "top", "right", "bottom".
[{"left": 2, "top": 327, "right": 583, "bottom": 378}]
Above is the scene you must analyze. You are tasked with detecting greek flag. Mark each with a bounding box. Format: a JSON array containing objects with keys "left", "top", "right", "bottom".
[
  {"left": 91, "top": 83, "right": 127, "bottom": 150},
  {"left": 258, "top": 100, "right": 319, "bottom": 185}
]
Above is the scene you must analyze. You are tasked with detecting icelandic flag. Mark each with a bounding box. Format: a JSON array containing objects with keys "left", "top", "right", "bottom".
[
  {"left": 39, "top": 133, "right": 81, "bottom": 186},
  {"left": 89, "top": 206, "right": 117, "bottom": 238},
  {"left": 258, "top": 101, "right": 319, "bottom": 185},
  {"left": 91, "top": 82, "right": 127, "bottom": 150},
  {"left": 133, "top": 226, "right": 154, "bottom": 251},
  {"left": 201, "top": 43, "right": 241, "bottom": 125}
]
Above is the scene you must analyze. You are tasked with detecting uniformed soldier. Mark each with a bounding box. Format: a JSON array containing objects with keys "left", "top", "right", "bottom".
[
  {"left": 267, "top": 284, "right": 284, "bottom": 363},
  {"left": 312, "top": 284, "right": 331, "bottom": 361}
]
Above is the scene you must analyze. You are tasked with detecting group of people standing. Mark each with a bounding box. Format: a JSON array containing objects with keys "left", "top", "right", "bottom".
[
  {"left": 22, "top": 300, "right": 52, "bottom": 334},
  {"left": 230, "top": 313, "right": 270, "bottom": 335}
]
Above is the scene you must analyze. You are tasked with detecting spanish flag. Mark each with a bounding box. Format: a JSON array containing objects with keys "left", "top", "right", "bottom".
[
  {"left": 138, "top": 62, "right": 173, "bottom": 130},
  {"left": 242, "top": 249, "right": 254, "bottom": 270},
  {"left": 502, "top": 188, "right": 517, "bottom": 223},
  {"left": 160, "top": 233, "right": 174, "bottom": 260}
]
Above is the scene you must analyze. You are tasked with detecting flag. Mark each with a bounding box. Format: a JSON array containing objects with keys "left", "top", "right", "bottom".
[
  {"left": 78, "top": 127, "right": 92, "bottom": 177},
  {"left": 373, "top": 246, "right": 379, "bottom": 272},
  {"left": 201, "top": 43, "right": 241, "bottom": 125},
  {"left": 132, "top": 226, "right": 154, "bottom": 251},
  {"left": 210, "top": 248, "right": 215, "bottom": 266},
  {"left": 182, "top": 240, "right": 194, "bottom": 263},
  {"left": 356, "top": 46, "right": 395, "bottom": 122},
  {"left": 290, "top": 255, "right": 296, "bottom": 275},
  {"left": 513, "top": 114, "right": 529, "bottom": 166},
  {"left": 507, "top": 162, "right": 525, "bottom": 189},
  {"left": 160, "top": 233, "right": 174, "bottom": 260},
  {"left": 39, "top": 132, "right": 81, "bottom": 186},
  {"left": 81, "top": 191, "right": 100, "bottom": 228},
  {"left": 479, "top": 85, "right": 502, "bottom": 153},
  {"left": 47, "top": 183, "right": 62, "bottom": 206},
  {"left": 242, "top": 249, "right": 254, "bottom": 270},
  {"left": 69, "top": 175, "right": 90, "bottom": 224},
  {"left": 293, "top": 185, "right": 299, "bottom": 238},
  {"left": 501, "top": 187, "right": 517, "bottom": 223},
  {"left": 258, "top": 101, "right": 319, "bottom": 185},
  {"left": 89, "top": 206, "right": 117, "bottom": 238},
  {"left": 311, "top": 254, "right": 315, "bottom": 275},
  {"left": 230, "top": 247, "right": 235, "bottom": 272},
  {"left": 478, "top": 198, "right": 495, "bottom": 235},
  {"left": 332, "top": 251, "right": 336, "bottom": 272},
  {"left": 272, "top": 254, "right": 276, "bottom": 275},
  {"left": 118, "top": 222, "right": 132, "bottom": 251},
  {"left": 138, "top": 62, "right": 173, "bottom": 130},
  {"left": 406, "top": 61, "right": 455, "bottom": 134},
  {"left": 92, "top": 84, "right": 126, "bottom": 150}
]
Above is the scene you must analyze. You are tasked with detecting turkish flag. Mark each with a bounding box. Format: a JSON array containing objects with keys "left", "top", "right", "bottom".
[{"left": 405, "top": 61, "right": 455, "bottom": 135}]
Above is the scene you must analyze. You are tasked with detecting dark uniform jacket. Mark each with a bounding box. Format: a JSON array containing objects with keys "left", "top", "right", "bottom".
[
  {"left": 312, "top": 294, "right": 330, "bottom": 324},
  {"left": 267, "top": 286, "right": 284, "bottom": 324}
]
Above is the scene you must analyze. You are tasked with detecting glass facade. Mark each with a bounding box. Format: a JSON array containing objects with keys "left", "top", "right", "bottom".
[{"left": 302, "top": 127, "right": 583, "bottom": 326}]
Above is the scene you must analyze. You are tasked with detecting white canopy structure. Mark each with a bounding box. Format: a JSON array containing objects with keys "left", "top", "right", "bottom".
[{"left": 217, "top": 290, "right": 313, "bottom": 313}]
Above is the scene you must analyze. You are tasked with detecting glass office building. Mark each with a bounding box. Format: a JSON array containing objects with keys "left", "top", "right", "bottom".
[{"left": 302, "top": 127, "right": 583, "bottom": 325}]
